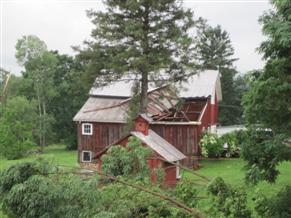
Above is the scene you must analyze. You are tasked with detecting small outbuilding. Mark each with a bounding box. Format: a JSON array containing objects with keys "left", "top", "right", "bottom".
[{"left": 94, "top": 114, "right": 186, "bottom": 187}]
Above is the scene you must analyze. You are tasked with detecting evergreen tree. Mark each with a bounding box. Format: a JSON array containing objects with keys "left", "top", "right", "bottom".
[
  {"left": 194, "top": 25, "right": 241, "bottom": 125},
  {"left": 195, "top": 25, "right": 237, "bottom": 70},
  {"left": 77, "top": 0, "right": 201, "bottom": 112}
]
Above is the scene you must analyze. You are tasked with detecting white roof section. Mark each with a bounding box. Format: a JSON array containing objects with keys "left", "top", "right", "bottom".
[
  {"left": 89, "top": 70, "right": 222, "bottom": 103},
  {"left": 73, "top": 97, "right": 129, "bottom": 123},
  {"left": 178, "top": 70, "right": 222, "bottom": 103},
  {"left": 131, "top": 130, "right": 186, "bottom": 162}
]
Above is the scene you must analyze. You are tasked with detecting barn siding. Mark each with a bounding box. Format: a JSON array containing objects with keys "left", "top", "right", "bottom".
[
  {"left": 150, "top": 124, "right": 199, "bottom": 167},
  {"left": 77, "top": 122, "right": 125, "bottom": 162}
]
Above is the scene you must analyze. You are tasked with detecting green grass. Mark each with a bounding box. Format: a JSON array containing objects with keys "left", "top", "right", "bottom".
[
  {"left": 0, "top": 144, "right": 78, "bottom": 171},
  {"left": 183, "top": 158, "right": 291, "bottom": 212}
]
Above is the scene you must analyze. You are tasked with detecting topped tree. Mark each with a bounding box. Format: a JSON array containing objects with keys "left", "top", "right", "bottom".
[{"left": 78, "top": 0, "right": 201, "bottom": 112}]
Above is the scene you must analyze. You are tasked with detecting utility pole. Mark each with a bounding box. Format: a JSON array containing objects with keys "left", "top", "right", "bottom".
[{"left": 0, "top": 68, "right": 11, "bottom": 104}]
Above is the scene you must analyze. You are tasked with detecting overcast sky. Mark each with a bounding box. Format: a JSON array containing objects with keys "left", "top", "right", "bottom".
[{"left": 1, "top": 0, "right": 271, "bottom": 75}]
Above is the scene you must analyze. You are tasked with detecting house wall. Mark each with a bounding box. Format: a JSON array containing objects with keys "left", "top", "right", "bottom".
[{"left": 77, "top": 122, "right": 124, "bottom": 162}]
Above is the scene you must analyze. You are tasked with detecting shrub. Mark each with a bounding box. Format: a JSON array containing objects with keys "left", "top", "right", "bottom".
[
  {"left": 254, "top": 186, "right": 291, "bottom": 218},
  {"left": 207, "top": 177, "right": 251, "bottom": 218},
  {"left": 200, "top": 133, "right": 223, "bottom": 158},
  {"left": 240, "top": 129, "right": 290, "bottom": 184},
  {"left": 0, "top": 96, "right": 37, "bottom": 159},
  {"left": 175, "top": 179, "right": 199, "bottom": 208},
  {"left": 101, "top": 136, "right": 151, "bottom": 180}
]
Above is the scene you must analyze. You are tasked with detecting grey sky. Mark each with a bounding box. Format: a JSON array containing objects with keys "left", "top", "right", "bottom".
[{"left": 1, "top": 0, "right": 270, "bottom": 75}]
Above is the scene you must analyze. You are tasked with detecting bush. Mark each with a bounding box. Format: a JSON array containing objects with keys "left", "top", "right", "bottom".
[
  {"left": 0, "top": 96, "right": 37, "bottom": 159},
  {"left": 0, "top": 160, "right": 192, "bottom": 218},
  {"left": 207, "top": 177, "right": 251, "bottom": 218},
  {"left": 254, "top": 186, "right": 291, "bottom": 218},
  {"left": 200, "top": 133, "right": 223, "bottom": 158},
  {"left": 240, "top": 129, "right": 290, "bottom": 184},
  {"left": 101, "top": 137, "right": 151, "bottom": 180},
  {"left": 175, "top": 179, "right": 199, "bottom": 208}
]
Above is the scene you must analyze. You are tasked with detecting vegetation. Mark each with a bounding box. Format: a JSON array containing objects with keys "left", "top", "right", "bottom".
[
  {"left": 101, "top": 137, "right": 151, "bottom": 179},
  {"left": 242, "top": 0, "right": 291, "bottom": 184},
  {"left": 200, "top": 133, "right": 223, "bottom": 158},
  {"left": 0, "top": 97, "right": 37, "bottom": 159},
  {"left": 77, "top": 0, "right": 202, "bottom": 113},
  {"left": 194, "top": 24, "right": 246, "bottom": 125}
]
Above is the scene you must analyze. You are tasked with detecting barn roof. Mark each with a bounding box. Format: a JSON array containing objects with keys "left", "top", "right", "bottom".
[
  {"left": 89, "top": 70, "right": 221, "bottom": 102},
  {"left": 73, "top": 97, "right": 129, "bottom": 123},
  {"left": 177, "top": 70, "right": 222, "bottom": 103},
  {"left": 131, "top": 130, "right": 186, "bottom": 162},
  {"left": 73, "top": 85, "right": 178, "bottom": 123}
]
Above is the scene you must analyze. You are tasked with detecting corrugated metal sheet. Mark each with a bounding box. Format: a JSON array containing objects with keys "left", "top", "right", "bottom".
[
  {"left": 73, "top": 97, "right": 129, "bottom": 123},
  {"left": 178, "top": 70, "right": 222, "bottom": 102},
  {"left": 74, "top": 86, "right": 179, "bottom": 123},
  {"left": 89, "top": 70, "right": 222, "bottom": 101},
  {"left": 131, "top": 130, "right": 186, "bottom": 162}
]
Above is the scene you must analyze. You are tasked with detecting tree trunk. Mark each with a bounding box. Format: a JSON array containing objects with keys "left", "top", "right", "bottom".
[
  {"left": 139, "top": 1, "right": 150, "bottom": 113},
  {"left": 43, "top": 101, "right": 46, "bottom": 147},
  {"left": 140, "top": 71, "right": 148, "bottom": 113}
]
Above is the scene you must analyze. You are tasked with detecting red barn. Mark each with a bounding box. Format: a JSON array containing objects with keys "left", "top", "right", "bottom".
[
  {"left": 73, "top": 70, "right": 222, "bottom": 168},
  {"left": 94, "top": 114, "right": 186, "bottom": 187}
]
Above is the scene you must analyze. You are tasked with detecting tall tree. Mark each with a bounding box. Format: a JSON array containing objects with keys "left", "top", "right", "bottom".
[
  {"left": 15, "top": 36, "right": 57, "bottom": 148},
  {"left": 48, "top": 52, "right": 87, "bottom": 148},
  {"left": 77, "top": 0, "right": 200, "bottom": 112},
  {"left": 241, "top": 0, "right": 291, "bottom": 183},
  {"left": 194, "top": 25, "right": 237, "bottom": 70},
  {"left": 194, "top": 25, "right": 242, "bottom": 125},
  {"left": 0, "top": 96, "right": 37, "bottom": 159}
]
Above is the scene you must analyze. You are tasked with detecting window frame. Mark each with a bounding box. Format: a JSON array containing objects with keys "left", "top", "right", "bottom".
[
  {"left": 82, "top": 123, "right": 93, "bottom": 135},
  {"left": 81, "top": 150, "right": 92, "bottom": 163}
]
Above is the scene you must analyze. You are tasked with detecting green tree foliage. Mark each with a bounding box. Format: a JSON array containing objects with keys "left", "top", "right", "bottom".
[
  {"left": 194, "top": 25, "right": 245, "bottom": 125},
  {"left": 240, "top": 129, "right": 290, "bottom": 184},
  {"left": 101, "top": 137, "right": 151, "bottom": 179},
  {"left": 254, "top": 186, "right": 291, "bottom": 218},
  {"left": 207, "top": 177, "right": 251, "bottom": 218},
  {"left": 242, "top": 0, "right": 291, "bottom": 183},
  {"left": 0, "top": 160, "right": 194, "bottom": 218},
  {"left": 243, "top": 0, "right": 291, "bottom": 135},
  {"left": 0, "top": 97, "right": 37, "bottom": 159},
  {"left": 48, "top": 52, "right": 87, "bottom": 148},
  {"left": 195, "top": 25, "right": 237, "bottom": 69},
  {"left": 175, "top": 180, "right": 199, "bottom": 208},
  {"left": 15, "top": 35, "right": 47, "bottom": 65},
  {"left": 77, "top": 0, "right": 200, "bottom": 112},
  {"left": 15, "top": 35, "right": 87, "bottom": 149}
]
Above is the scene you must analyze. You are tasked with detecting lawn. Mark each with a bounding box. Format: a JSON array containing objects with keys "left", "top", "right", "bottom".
[
  {"left": 0, "top": 144, "right": 78, "bottom": 171},
  {"left": 183, "top": 159, "right": 291, "bottom": 212}
]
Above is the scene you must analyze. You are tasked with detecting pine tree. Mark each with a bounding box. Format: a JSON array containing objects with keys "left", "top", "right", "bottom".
[
  {"left": 77, "top": 0, "right": 201, "bottom": 112},
  {"left": 194, "top": 25, "right": 242, "bottom": 125}
]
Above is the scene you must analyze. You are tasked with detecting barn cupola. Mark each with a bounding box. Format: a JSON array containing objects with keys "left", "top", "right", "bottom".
[{"left": 134, "top": 114, "right": 152, "bottom": 136}]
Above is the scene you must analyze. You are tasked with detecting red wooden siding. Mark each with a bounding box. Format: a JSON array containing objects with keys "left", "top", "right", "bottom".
[
  {"left": 150, "top": 124, "right": 199, "bottom": 166},
  {"left": 77, "top": 122, "right": 124, "bottom": 160}
]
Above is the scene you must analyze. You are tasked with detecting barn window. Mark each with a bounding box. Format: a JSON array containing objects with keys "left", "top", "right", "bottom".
[
  {"left": 82, "top": 151, "right": 92, "bottom": 162},
  {"left": 82, "top": 123, "right": 93, "bottom": 135},
  {"left": 176, "top": 161, "right": 181, "bottom": 179}
]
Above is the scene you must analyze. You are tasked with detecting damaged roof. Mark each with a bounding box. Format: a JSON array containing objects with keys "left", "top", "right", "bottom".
[
  {"left": 131, "top": 130, "right": 186, "bottom": 162},
  {"left": 89, "top": 70, "right": 222, "bottom": 101},
  {"left": 73, "top": 85, "right": 179, "bottom": 123}
]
